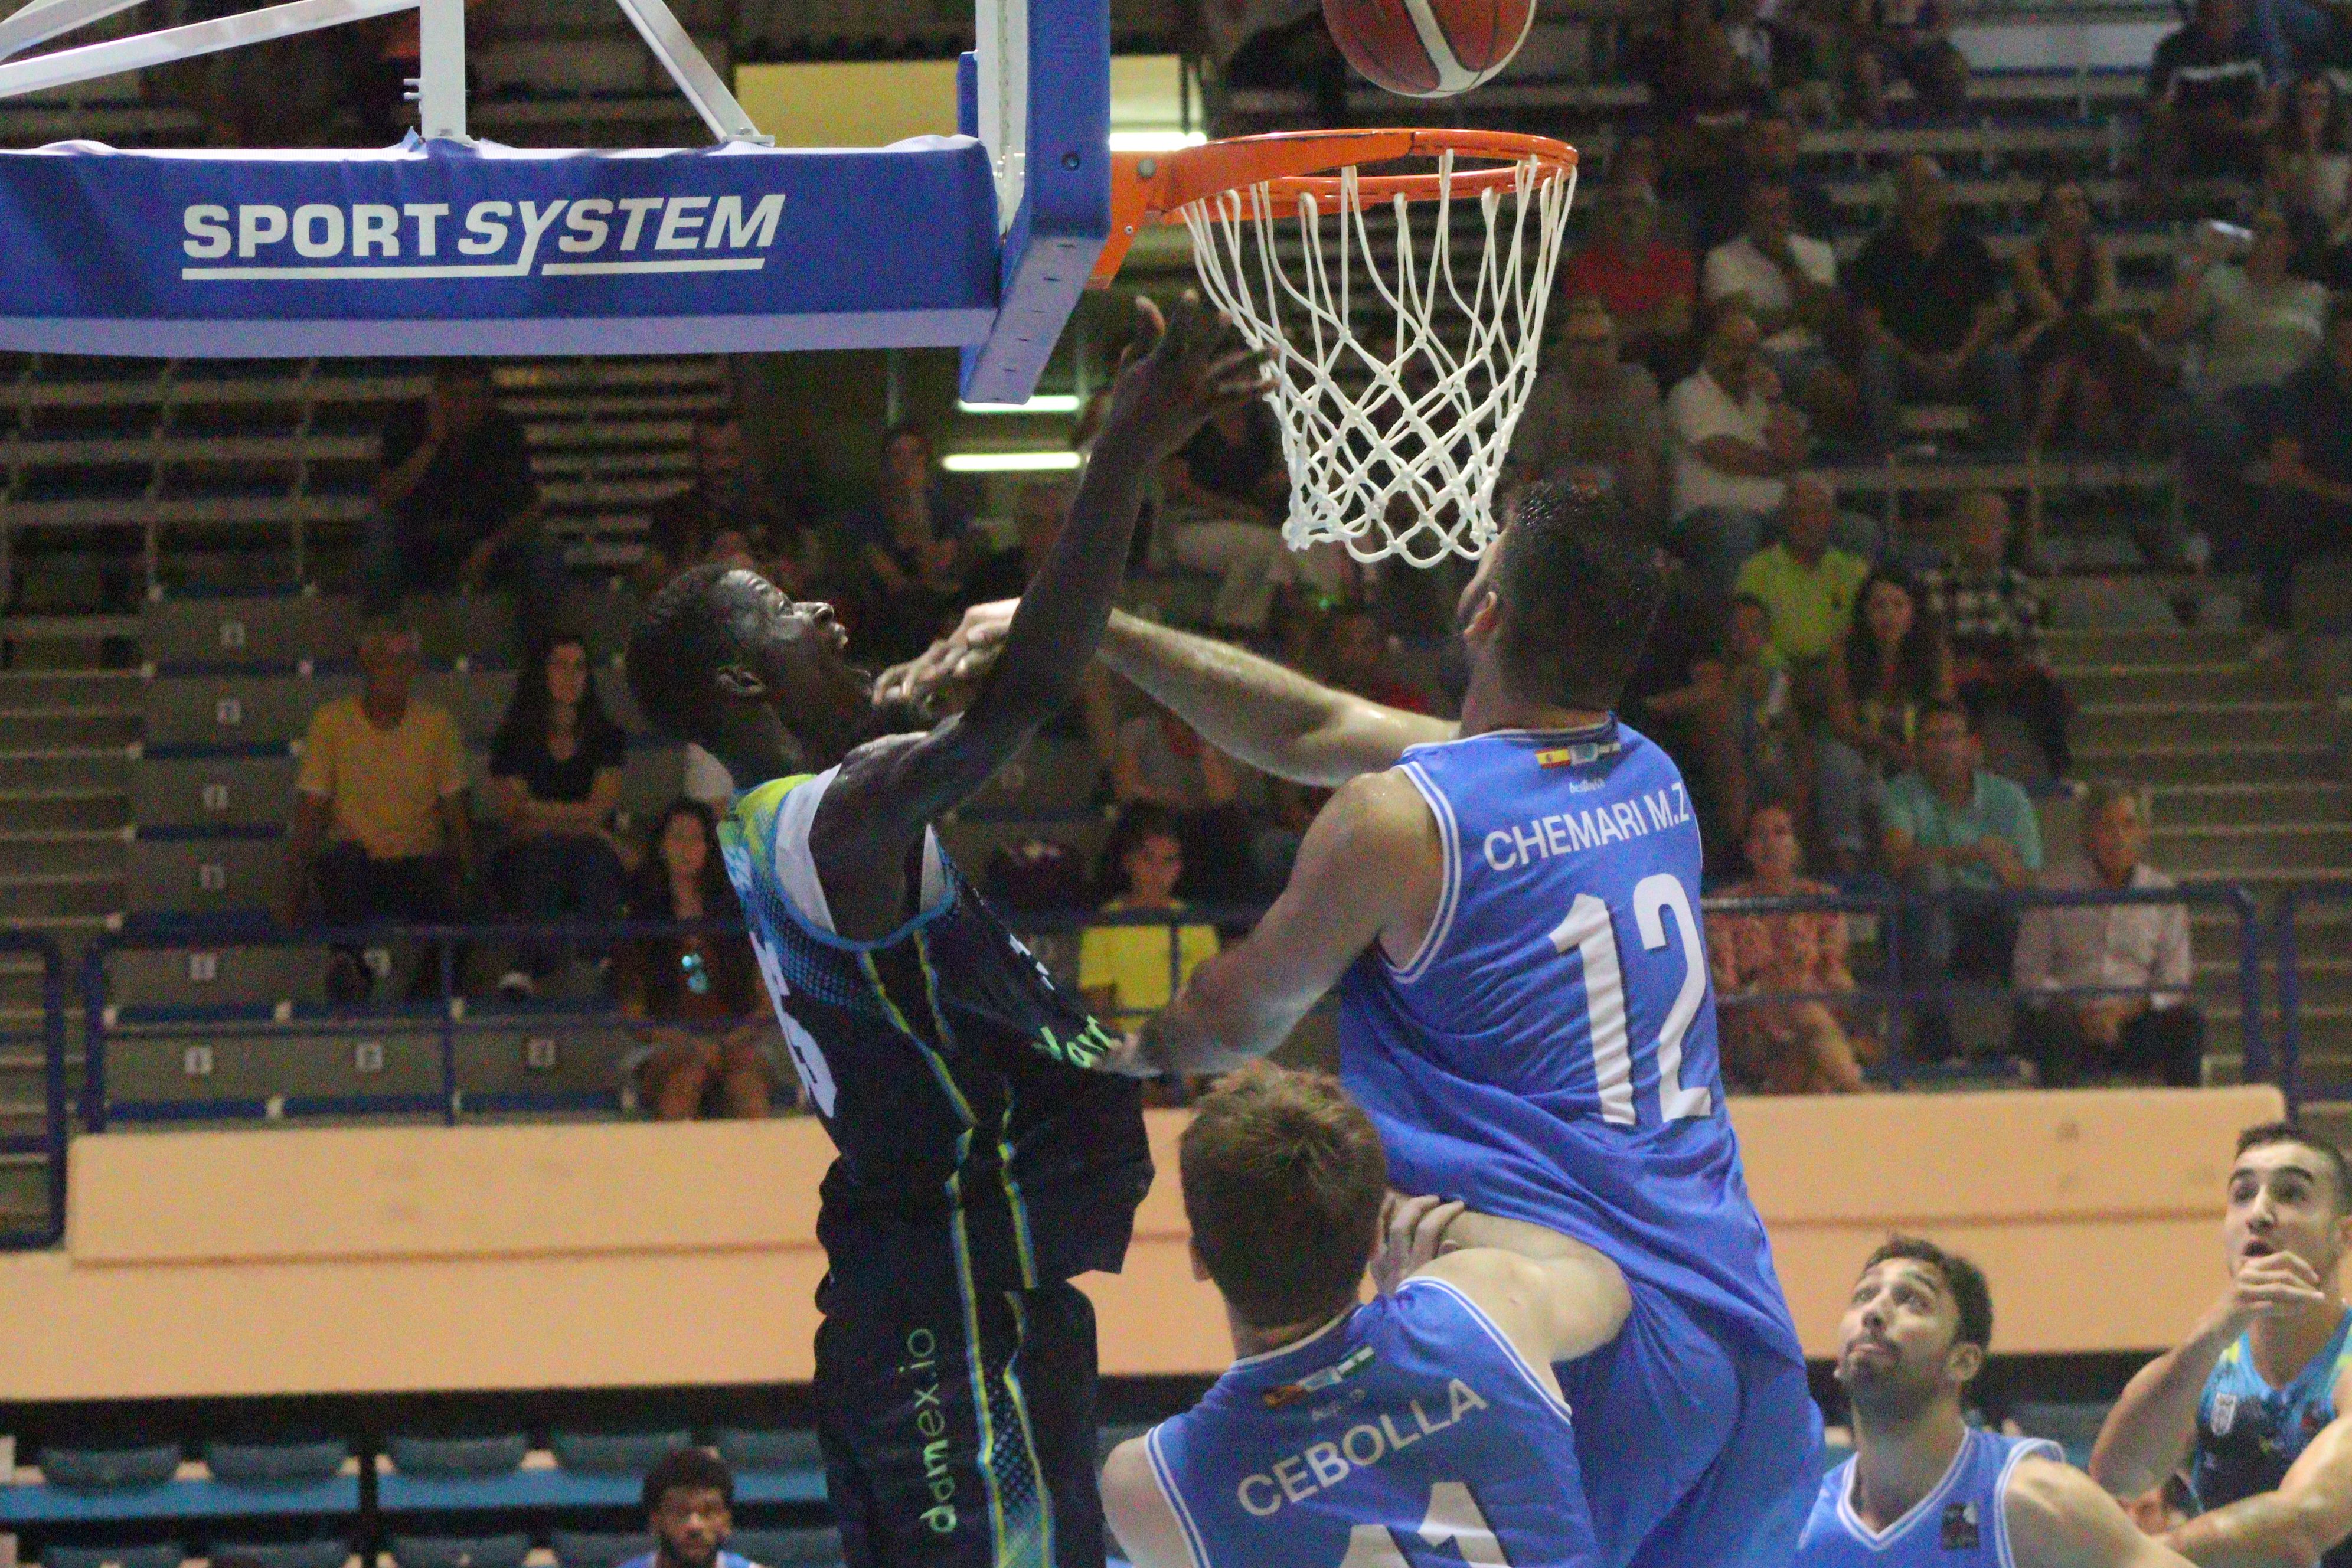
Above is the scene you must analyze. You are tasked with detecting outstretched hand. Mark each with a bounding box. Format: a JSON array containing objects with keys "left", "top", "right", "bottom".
[
  {"left": 873, "top": 598, "right": 1019, "bottom": 711},
  {"left": 1095, "top": 293, "right": 1269, "bottom": 467}
]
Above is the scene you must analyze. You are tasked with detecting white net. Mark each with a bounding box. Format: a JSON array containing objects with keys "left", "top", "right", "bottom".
[{"left": 1178, "top": 148, "right": 1576, "bottom": 567}]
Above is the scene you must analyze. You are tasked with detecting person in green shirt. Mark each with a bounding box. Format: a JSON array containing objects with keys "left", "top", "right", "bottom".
[
  {"left": 1731, "top": 475, "right": 1874, "bottom": 666},
  {"left": 1881, "top": 701, "right": 2043, "bottom": 1061}
]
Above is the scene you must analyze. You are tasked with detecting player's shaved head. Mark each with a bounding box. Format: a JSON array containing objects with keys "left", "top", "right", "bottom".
[
  {"left": 1487, "top": 479, "right": 1667, "bottom": 711},
  {"left": 1181, "top": 1064, "right": 1388, "bottom": 1331}
]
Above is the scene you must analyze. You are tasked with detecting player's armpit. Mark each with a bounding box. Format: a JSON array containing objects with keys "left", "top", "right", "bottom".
[
  {"left": 1143, "top": 770, "right": 1439, "bottom": 1074},
  {"left": 2005, "top": 1458, "right": 2204, "bottom": 1568},
  {"left": 1101, "top": 1438, "right": 1194, "bottom": 1568}
]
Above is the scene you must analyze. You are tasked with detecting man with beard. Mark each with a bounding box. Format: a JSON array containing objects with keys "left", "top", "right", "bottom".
[
  {"left": 622, "top": 297, "right": 1262, "bottom": 1568},
  {"left": 2093, "top": 1123, "right": 2352, "bottom": 1567},
  {"left": 1799, "top": 1237, "right": 2193, "bottom": 1568},
  {"left": 625, "top": 1451, "right": 756, "bottom": 1568}
]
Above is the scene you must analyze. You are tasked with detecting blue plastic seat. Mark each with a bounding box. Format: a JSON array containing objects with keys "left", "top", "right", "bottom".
[
  {"left": 727, "top": 1528, "right": 841, "bottom": 1568},
  {"left": 40, "top": 1444, "right": 182, "bottom": 1490},
  {"left": 548, "top": 1429, "right": 694, "bottom": 1476},
  {"left": 550, "top": 1532, "right": 653, "bottom": 1568},
  {"left": 383, "top": 1435, "right": 529, "bottom": 1478},
  {"left": 388, "top": 1536, "right": 532, "bottom": 1568},
  {"left": 44, "top": 1546, "right": 184, "bottom": 1568},
  {"left": 711, "top": 1428, "right": 821, "bottom": 1475},
  {"left": 207, "top": 1540, "right": 351, "bottom": 1568},
  {"left": 203, "top": 1439, "right": 349, "bottom": 1486}
]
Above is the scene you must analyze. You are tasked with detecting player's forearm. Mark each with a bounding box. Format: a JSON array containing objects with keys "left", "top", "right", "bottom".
[
  {"left": 1100, "top": 611, "right": 1446, "bottom": 786},
  {"left": 2095, "top": 1317, "right": 2242, "bottom": 1494},
  {"left": 2168, "top": 1493, "right": 2332, "bottom": 1568},
  {"left": 1135, "top": 956, "right": 1293, "bottom": 1076}
]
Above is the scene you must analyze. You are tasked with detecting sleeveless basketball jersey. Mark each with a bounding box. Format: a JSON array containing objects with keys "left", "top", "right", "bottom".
[
  {"left": 1146, "top": 1277, "right": 1596, "bottom": 1568},
  {"left": 1797, "top": 1430, "right": 2062, "bottom": 1568},
  {"left": 718, "top": 766, "right": 1151, "bottom": 1291},
  {"left": 1336, "top": 721, "right": 1802, "bottom": 1360},
  {"left": 2192, "top": 1311, "right": 2352, "bottom": 1568}
]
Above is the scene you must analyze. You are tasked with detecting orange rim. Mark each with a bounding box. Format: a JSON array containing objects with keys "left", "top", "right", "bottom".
[{"left": 1091, "top": 128, "right": 1577, "bottom": 288}]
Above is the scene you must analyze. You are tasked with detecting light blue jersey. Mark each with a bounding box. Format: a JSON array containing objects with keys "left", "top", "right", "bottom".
[
  {"left": 1335, "top": 721, "right": 1818, "bottom": 1568},
  {"left": 1797, "top": 1430, "right": 2062, "bottom": 1568},
  {"left": 1144, "top": 1278, "right": 1595, "bottom": 1568}
]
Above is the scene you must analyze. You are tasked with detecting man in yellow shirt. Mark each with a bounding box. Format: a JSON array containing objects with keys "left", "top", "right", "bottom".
[
  {"left": 283, "top": 619, "right": 474, "bottom": 1000},
  {"left": 1079, "top": 805, "right": 1220, "bottom": 1025},
  {"left": 1732, "top": 475, "right": 1873, "bottom": 666}
]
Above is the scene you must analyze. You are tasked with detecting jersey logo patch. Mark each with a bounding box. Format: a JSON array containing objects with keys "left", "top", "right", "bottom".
[
  {"left": 1262, "top": 1345, "right": 1377, "bottom": 1409},
  {"left": 2213, "top": 1393, "right": 2239, "bottom": 1435},
  {"left": 1534, "top": 740, "right": 1619, "bottom": 767},
  {"left": 1940, "top": 1501, "right": 1979, "bottom": 1551}
]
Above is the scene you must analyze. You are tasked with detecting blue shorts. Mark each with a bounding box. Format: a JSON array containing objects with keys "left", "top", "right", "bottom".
[{"left": 1554, "top": 1285, "right": 1822, "bottom": 1568}]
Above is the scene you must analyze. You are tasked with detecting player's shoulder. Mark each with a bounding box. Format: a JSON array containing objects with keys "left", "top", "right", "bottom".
[
  {"left": 1998, "top": 1448, "right": 2127, "bottom": 1566},
  {"left": 1320, "top": 766, "right": 1444, "bottom": 849},
  {"left": 1100, "top": 1432, "right": 1193, "bottom": 1568}
]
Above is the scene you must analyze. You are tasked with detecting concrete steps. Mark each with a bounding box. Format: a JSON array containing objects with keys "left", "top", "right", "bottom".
[
  {"left": 2075, "top": 700, "right": 2330, "bottom": 752},
  {"left": 2072, "top": 741, "right": 2339, "bottom": 788}
]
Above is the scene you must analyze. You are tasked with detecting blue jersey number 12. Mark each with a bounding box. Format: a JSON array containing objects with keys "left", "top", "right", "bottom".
[{"left": 1547, "top": 872, "right": 1712, "bottom": 1126}]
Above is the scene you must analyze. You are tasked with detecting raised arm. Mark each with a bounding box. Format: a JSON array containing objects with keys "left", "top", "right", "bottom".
[
  {"left": 2004, "top": 1457, "right": 2204, "bottom": 1568},
  {"left": 1119, "top": 768, "right": 1440, "bottom": 1077},
  {"left": 813, "top": 300, "right": 1261, "bottom": 921}
]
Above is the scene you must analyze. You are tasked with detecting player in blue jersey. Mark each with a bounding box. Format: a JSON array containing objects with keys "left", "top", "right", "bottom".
[
  {"left": 619, "top": 1450, "right": 763, "bottom": 1568},
  {"left": 623, "top": 297, "right": 1263, "bottom": 1568},
  {"left": 1101, "top": 1063, "right": 1628, "bottom": 1568},
  {"left": 1799, "top": 1236, "right": 2190, "bottom": 1568},
  {"left": 894, "top": 482, "right": 1820, "bottom": 1568},
  {"left": 2092, "top": 1122, "right": 2352, "bottom": 1568}
]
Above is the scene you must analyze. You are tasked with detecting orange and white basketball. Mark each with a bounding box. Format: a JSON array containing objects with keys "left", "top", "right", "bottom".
[{"left": 1322, "top": 0, "right": 1536, "bottom": 97}]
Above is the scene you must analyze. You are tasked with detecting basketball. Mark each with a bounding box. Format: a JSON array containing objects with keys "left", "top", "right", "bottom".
[{"left": 1321, "top": 0, "right": 1536, "bottom": 97}]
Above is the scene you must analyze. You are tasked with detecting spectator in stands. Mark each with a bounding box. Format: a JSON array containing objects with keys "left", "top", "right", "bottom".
[
  {"left": 1818, "top": 567, "right": 1955, "bottom": 871},
  {"left": 2014, "top": 780, "right": 2204, "bottom": 1088},
  {"left": 1716, "top": 593, "right": 1811, "bottom": 841},
  {"left": 1079, "top": 805, "right": 1220, "bottom": 1028},
  {"left": 1324, "top": 603, "right": 1433, "bottom": 713},
  {"left": 968, "top": 478, "right": 1074, "bottom": 602},
  {"left": 1159, "top": 396, "right": 1297, "bottom": 634},
  {"left": 1654, "top": 0, "right": 1773, "bottom": 191},
  {"left": 1113, "top": 703, "right": 1256, "bottom": 904},
  {"left": 1621, "top": 562, "right": 1744, "bottom": 857},
  {"left": 486, "top": 634, "right": 629, "bottom": 996},
  {"left": 1710, "top": 803, "right": 1874, "bottom": 1092},
  {"left": 2245, "top": 294, "right": 2352, "bottom": 659},
  {"left": 1560, "top": 179, "right": 1697, "bottom": 381},
  {"left": 1733, "top": 473, "right": 1872, "bottom": 670},
  {"left": 1693, "top": 111, "right": 1840, "bottom": 256},
  {"left": 284, "top": 619, "right": 473, "bottom": 1003},
  {"left": 627, "top": 1448, "right": 750, "bottom": 1568},
  {"left": 1510, "top": 298, "right": 1668, "bottom": 530},
  {"left": 618, "top": 799, "right": 777, "bottom": 1121},
  {"left": 368, "top": 360, "right": 561, "bottom": 656},
  {"left": 1923, "top": 491, "right": 2071, "bottom": 780},
  {"left": 844, "top": 423, "right": 972, "bottom": 664},
  {"left": 2152, "top": 204, "right": 2327, "bottom": 564},
  {"left": 1703, "top": 175, "right": 1860, "bottom": 434},
  {"left": 2268, "top": 74, "right": 2352, "bottom": 283},
  {"left": 1881, "top": 701, "right": 2043, "bottom": 1059},
  {"left": 639, "top": 413, "right": 816, "bottom": 598},
  {"left": 1849, "top": 155, "right": 2024, "bottom": 455},
  {"left": 1846, "top": 0, "right": 1969, "bottom": 123},
  {"left": 2013, "top": 181, "right": 2150, "bottom": 453},
  {"left": 1667, "top": 308, "right": 1811, "bottom": 597},
  {"left": 2148, "top": 0, "right": 2282, "bottom": 184}
]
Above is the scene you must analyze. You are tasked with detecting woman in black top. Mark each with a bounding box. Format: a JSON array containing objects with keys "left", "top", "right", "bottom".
[{"left": 487, "top": 635, "right": 628, "bottom": 992}]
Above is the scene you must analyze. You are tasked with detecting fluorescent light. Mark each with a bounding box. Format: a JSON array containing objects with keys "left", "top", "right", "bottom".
[
  {"left": 956, "top": 393, "right": 1083, "bottom": 414},
  {"left": 1109, "top": 129, "right": 1207, "bottom": 152},
  {"left": 942, "top": 451, "right": 1083, "bottom": 473}
]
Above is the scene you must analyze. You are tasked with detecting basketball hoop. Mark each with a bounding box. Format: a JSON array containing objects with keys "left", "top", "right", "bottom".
[{"left": 1096, "top": 129, "right": 1578, "bottom": 566}]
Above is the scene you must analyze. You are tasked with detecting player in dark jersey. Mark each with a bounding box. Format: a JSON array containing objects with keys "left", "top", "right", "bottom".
[
  {"left": 2092, "top": 1121, "right": 2352, "bottom": 1568},
  {"left": 623, "top": 296, "right": 1263, "bottom": 1568}
]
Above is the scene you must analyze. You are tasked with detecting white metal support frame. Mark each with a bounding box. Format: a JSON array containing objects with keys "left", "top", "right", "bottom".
[
  {"left": 0, "top": 0, "right": 773, "bottom": 146},
  {"left": 973, "top": 0, "right": 1027, "bottom": 236}
]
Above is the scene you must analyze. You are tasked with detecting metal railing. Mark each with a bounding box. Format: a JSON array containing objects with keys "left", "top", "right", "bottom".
[
  {"left": 2278, "top": 879, "right": 2352, "bottom": 1112},
  {"left": 0, "top": 932, "right": 68, "bottom": 1247}
]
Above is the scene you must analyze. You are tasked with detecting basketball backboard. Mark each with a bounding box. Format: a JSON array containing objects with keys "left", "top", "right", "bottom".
[{"left": 0, "top": 0, "right": 1103, "bottom": 401}]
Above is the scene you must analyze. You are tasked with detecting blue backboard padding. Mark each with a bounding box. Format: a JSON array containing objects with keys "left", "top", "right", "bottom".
[
  {"left": 957, "top": 0, "right": 1112, "bottom": 403},
  {"left": 0, "top": 1475, "right": 358, "bottom": 1523},
  {"left": 0, "top": 136, "right": 1001, "bottom": 358},
  {"left": 378, "top": 1468, "right": 824, "bottom": 1513}
]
